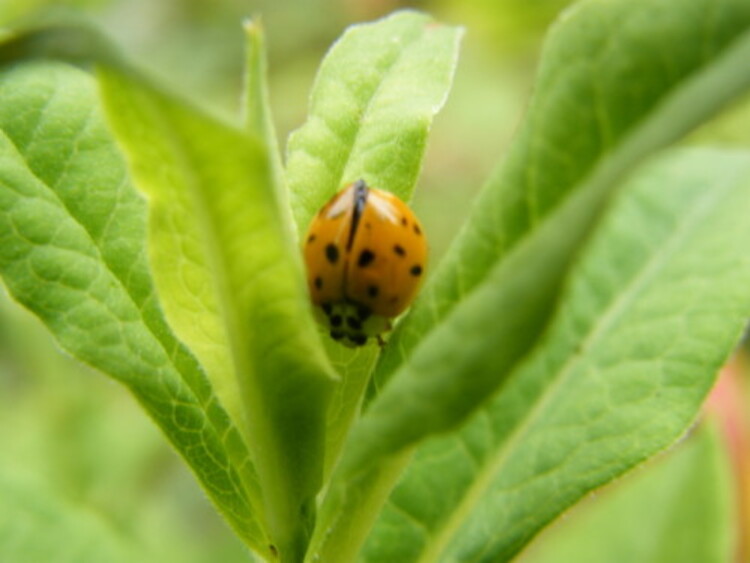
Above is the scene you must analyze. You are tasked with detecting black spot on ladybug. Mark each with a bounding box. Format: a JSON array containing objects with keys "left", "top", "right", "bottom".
[
  {"left": 366, "top": 222, "right": 372, "bottom": 229},
  {"left": 330, "top": 315, "right": 342, "bottom": 327},
  {"left": 393, "top": 244, "right": 406, "bottom": 256},
  {"left": 325, "top": 243, "right": 339, "bottom": 264},
  {"left": 401, "top": 217, "right": 408, "bottom": 227},
  {"left": 368, "top": 285, "right": 379, "bottom": 298},
  {"left": 358, "top": 249, "right": 375, "bottom": 267},
  {"left": 314, "top": 276, "right": 323, "bottom": 289},
  {"left": 410, "top": 265, "right": 423, "bottom": 276},
  {"left": 347, "top": 316, "right": 362, "bottom": 330},
  {"left": 307, "top": 234, "right": 316, "bottom": 244},
  {"left": 413, "top": 224, "right": 422, "bottom": 235},
  {"left": 357, "top": 304, "right": 372, "bottom": 320},
  {"left": 330, "top": 330, "right": 344, "bottom": 340},
  {"left": 389, "top": 296, "right": 399, "bottom": 304},
  {"left": 350, "top": 334, "right": 367, "bottom": 346},
  {"left": 322, "top": 303, "right": 332, "bottom": 315}
]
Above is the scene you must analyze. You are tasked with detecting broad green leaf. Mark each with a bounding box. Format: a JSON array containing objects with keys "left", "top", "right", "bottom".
[
  {"left": 286, "top": 10, "right": 463, "bottom": 233},
  {"left": 375, "top": 0, "right": 750, "bottom": 392},
  {"left": 0, "top": 62, "right": 267, "bottom": 550},
  {"left": 350, "top": 0, "right": 750, "bottom": 477},
  {"left": 98, "top": 66, "right": 335, "bottom": 560},
  {"left": 285, "top": 10, "right": 461, "bottom": 478},
  {"left": 359, "top": 148, "right": 750, "bottom": 562},
  {"left": 521, "top": 422, "right": 734, "bottom": 563},
  {"left": 0, "top": 470, "right": 140, "bottom": 563}
]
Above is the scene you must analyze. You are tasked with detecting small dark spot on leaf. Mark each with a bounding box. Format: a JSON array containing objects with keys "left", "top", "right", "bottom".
[
  {"left": 325, "top": 243, "right": 339, "bottom": 264},
  {"left": 358, "top": 249, "right": 375, "bottom": 267},
  {"left": 410, "top": 265, "right": 422, "bottom": 276},
  {"left": 347, "top": 316, "right": 362, "bottom": 330},
  {"left": 331, "top": 315, "right": 342, "bottom": 327}
]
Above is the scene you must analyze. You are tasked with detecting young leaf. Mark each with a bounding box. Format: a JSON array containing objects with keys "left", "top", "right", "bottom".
[
  {"left": 521, "top": 422, "right": 734, "bottom": 563},
  {"left": 352, "top": 0, "right": 750, "bottom": 474},
  {"left": 243, "top": 18, "right": 286, "bottom": 191},
  {"left": 286, "top": 10, "right": 463, "bottom": 233},
  {"left": 359, "top": 148, "right": 750, "bottom": 562},
  {"left": 98, "top": 67, "right": 335, "bottom": 560},
  {"left": 285, "top": 10, "right": 462, "bottom": 477},
  {"left": 0, "top": 61, "right": 267, "bottom": 550}
]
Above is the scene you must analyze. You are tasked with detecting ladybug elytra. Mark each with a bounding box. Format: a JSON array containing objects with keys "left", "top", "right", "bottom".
[{"left": 303, "top": 180, "right": 428, "bottom": 347}]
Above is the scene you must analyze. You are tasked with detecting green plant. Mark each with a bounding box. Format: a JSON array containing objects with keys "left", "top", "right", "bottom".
[{"left": 1, "top": 0, "right": 750, "bottom": 561}]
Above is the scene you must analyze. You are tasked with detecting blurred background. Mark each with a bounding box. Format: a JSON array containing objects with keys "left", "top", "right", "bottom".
[{"left": 0, "top": 0, "right": 748, "bottom": 561}]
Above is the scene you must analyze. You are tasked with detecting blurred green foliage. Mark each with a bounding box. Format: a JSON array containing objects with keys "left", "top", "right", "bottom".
[{"left": 15, "top": 0, "right": 732, "bottom": 560}]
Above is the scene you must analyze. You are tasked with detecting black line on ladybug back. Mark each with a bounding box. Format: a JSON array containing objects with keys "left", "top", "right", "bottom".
[{"left": 347, "top": 179, "right": 369, "bottom": 251}]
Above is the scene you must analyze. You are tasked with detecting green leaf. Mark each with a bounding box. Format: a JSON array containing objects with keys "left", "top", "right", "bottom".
[
  {"left": 360, "top": 148, "right": 750, "bottom": 562},
  {"left": 98, "top": 65, "right": 335, "bottom": 560},
  {"left": 380, "top": 0, "right": 750, "bottom": 379},
  {"left": 521, "top": 422, "right": 734, "bottom": 563},
  {"left": 285, "top": 10, "right": 463, "bottom": 233},
  {"left": 243, "top": 18, "right": 286, "bottom": 191},
  {"left": 360, "top": 0, "right": 750, "bottom": 471},
  {"left": 0, "top": 470, "right": 140, "bottom": 563},
  {"left": 285, "top": 10, "right": 462, "bottom": 478},
  {"left": 0, "top": 61, "right": 267, "bottom": 551},
  {"left": 322, "top": 344, "right": 380, "bottom": 477}
]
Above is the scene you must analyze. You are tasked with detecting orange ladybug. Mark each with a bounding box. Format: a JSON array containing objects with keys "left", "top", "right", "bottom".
[{"left": 303, "top": 180, "right": 428, "bottom": 347}]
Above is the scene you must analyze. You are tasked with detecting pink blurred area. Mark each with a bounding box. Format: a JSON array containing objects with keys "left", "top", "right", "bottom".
[{"left": 705, "top": 351, "right": 750, "bottom": 562}]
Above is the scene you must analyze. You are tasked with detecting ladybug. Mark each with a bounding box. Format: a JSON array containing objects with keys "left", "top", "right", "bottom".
[{"left": 303, "top": 179, "right": 428, "bottom": 347}]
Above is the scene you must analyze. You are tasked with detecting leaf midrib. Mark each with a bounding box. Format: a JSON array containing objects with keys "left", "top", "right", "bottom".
[
  {"left": 414, "top": 163, "right": 740, "bottom": 563},
  {"left": 115, "top": 86, "right": 266, "bottom": 489}
]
